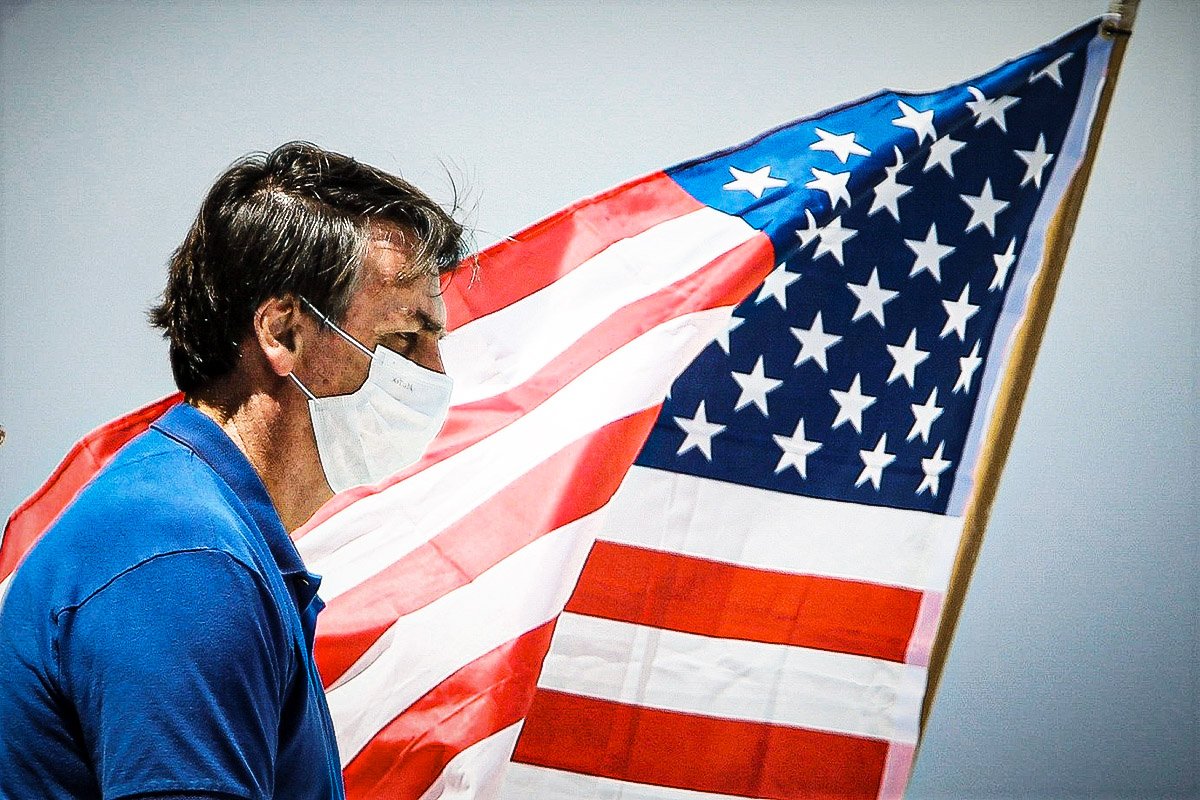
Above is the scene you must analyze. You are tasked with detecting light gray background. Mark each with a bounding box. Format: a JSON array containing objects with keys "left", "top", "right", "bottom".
[{"left": 1, "top": 1, "right": 1195, "bottom": 797}]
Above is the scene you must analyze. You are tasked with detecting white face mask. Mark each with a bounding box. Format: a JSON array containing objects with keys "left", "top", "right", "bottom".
[{"left": 289, "top": 298, "right": 453, "bottom": 493}]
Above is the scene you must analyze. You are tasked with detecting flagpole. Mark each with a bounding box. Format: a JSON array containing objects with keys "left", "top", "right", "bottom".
[{"left": 917, "top": 0, "right": 1138, "bottom": 736}]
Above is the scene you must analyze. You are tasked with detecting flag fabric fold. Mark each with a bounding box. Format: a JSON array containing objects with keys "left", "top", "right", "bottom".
[{"left": 2, "top": 17, "right": 1114, "bottom": 800}]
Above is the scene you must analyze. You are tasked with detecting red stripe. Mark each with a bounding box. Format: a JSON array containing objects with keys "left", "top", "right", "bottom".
[
  {"left": 314, "top": 406, "right": 661, "bottom": 686},
  {"left": 513, "top": 690, "right": 888, "bottom": 799},
  {"left": 341, "top": 620, "right": 557, "bottom": 800},
  {"left": 295, "top": 233, "right": 775, "bottom": 539},
  {"left": 566, "top": 541, "right": 923, "bottom": 663},
  {"left": 1, "top": 393, "right": 182, "bottom": 581},
  {"left": 442, "top": 172, "right": 702, "bottom": 330}
]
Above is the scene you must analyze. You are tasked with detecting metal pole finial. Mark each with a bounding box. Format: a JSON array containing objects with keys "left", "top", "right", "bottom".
[{"left": 1102, "top": 0, "right": 1139, "bottom": 38}]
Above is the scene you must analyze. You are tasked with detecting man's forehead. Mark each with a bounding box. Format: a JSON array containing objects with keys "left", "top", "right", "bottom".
[
  {"left": 358, "top": 236, "right": 410, "bottom": 276},
  {"left": 364, "top": 229, "right": 440, "bottom": 286},
  {"left": 387, "top": 281, "right": 445, "bottom": 324},
  {"left": 358, "top": 267, "right": 445, "bottom": 329}
]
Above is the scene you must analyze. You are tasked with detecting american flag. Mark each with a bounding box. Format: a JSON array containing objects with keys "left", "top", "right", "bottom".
[{"left": 0, "top": 17, "right": 1113, "bottom": 800}]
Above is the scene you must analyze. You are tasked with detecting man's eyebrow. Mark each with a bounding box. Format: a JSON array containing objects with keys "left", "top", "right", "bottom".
[{"left": 401, "top": 306, "right": 448, "bottom": 338}]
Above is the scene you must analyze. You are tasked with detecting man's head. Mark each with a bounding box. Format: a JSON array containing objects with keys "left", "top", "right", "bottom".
[
  {"left": 151, "top": 141, "right": 467, "bottom": 395},
  {"left": 151, "top": 143, "right": 468, "bottom": 522}
]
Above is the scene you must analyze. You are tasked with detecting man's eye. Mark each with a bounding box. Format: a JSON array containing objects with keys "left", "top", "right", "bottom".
[{"left": 388, "top": 332, "right": 418, "bottom": 351}]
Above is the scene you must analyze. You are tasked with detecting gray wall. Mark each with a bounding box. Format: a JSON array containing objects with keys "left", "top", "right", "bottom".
[{"left": 1, "top": 1, "right": 1195, "bottom": 797}]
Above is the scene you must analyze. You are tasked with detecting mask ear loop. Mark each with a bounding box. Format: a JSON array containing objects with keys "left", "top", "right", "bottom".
[
  {"left": 299, "top": 296, "right": 375, "bottom": 360},
  {"left": 288, "top": 372, "right": 317, "bottom": 401}
]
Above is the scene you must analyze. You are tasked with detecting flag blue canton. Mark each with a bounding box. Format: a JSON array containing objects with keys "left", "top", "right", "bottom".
[{"left": 635, "top": 21, "right": 1099, "bottom": 515}]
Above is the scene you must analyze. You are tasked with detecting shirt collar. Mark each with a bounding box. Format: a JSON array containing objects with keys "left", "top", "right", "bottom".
[{"left": 150, "top": 402, "right": 307, "bottom": 579}]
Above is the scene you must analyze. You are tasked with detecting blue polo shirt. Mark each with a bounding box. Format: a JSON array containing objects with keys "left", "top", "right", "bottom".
[{"left": 0, "top": 403, "right": 345, "bottom": 800}]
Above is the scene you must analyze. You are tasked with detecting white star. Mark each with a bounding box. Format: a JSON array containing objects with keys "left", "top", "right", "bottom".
[
  {"left": 674, "top": 401, "right": 725, "bottom": 461},
  {"left": 907, "top": 387, "right": 944, "bottom": 443},
  {"left": 806, "top": 167, "right": 852, "bottom": 210},
  {"left": 731, "top": 356, "right": 783, "bottom": 416},
  {"left": 856, "top": 434, "right": 896, "bottom": 490},
  {"left": 847, "top": 267, "right": 899, "bottom": 326},
  {"left": 961, "top": 178, "right": 1010, "bottom": 236},
  {"left": 924, "top": 135, "right": 967, "bottom": 177},
  {"left": 955, "top": 340, "right": 984, "bottom": 393},
  {"left": 773, "top": 418, "right": 822, "bottom": 478},
  {"left": 940, "top": 284, "right": 979, "bottom": 341},
  {"left": 795, "top": 209, "right": 820, "bottom": 250},
  {"left": 724, "top": 165, "right": 787, "bottom": 199},
  {"left": 814, "top": 215, "right": 858, "bottom": 266},
  {"left": 886, "top": 329, "right": 930, "bottom": 388},
  {"left": 1031, "top": 53, "right": 1071, "bottom": 87},
  {"left": 990, "top": 238, "right": 1017, "bottom": 291},
  {"left": 790, "top": 311, "right": 842, "bottom": 372},
  {"left": 714, "top": 312, "right": 745, "bottom": 353},
  {"left": 830, "top": 373, "right": 876, "bottom": 433},
  {"left": 755, "top": 262, "right": 800, "bottom": 309},
  {"left": 809, "top": 127, "right": 871, "bottom": 163},
  {"left": 966, "top": 86, "right": 1019, "bottom": 132},
  {"left": 869, "top": 146, "right": 912, "bottom": 221},
  {"left": 906, "top": 222, "right": 956, "bottom": 282},
  {"left": 1016, "top": 133, "right": 1055, "bottom": 189},
  {"left": 916, "top": 441, "right": 953, "bottom": 496},
  {"left": 892, "top": 100, "right": 936, "bottom": 144}
]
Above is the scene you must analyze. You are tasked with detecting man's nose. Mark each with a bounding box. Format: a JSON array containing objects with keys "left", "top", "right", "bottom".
[{"left": 413, "top": 336, "right": 446, "bottom": 375}]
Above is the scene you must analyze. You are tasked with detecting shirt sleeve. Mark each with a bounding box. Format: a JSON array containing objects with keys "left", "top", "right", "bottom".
[{"left": 57, "top": 549, "right": 292, "bottom": 800}]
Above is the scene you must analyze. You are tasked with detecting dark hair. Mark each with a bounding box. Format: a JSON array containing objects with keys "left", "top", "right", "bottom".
[{"left": 150, "top": 141, "right": 467, "bottom": 393}]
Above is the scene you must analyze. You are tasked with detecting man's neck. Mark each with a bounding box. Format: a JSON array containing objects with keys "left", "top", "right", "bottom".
[{"left": 190, "top": 389, "right": 333, "bottom": 533}]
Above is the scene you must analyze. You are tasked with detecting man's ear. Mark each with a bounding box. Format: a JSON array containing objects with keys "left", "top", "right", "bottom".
[{"left": 253, "top": 295, "right": 302, "bottom": 378}]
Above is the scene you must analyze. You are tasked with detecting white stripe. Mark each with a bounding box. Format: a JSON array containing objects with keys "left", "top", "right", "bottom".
[
  {"left": 417, "top": 721, "right": 524, "bottom": 800},
  {"left": 0, "top": 573, "right": 12, "bottom": 613},
  {"left": 540, "top": 612, "right": 927, "bottom": 745},
  {"left": 442, "top": 208, "right": 757, "bottom": 406},
  {"left": 603, "top": 465, "right": 962, "bottom": 592},
  {"left": 300, "top": 308, "right": 733, "bottom": 601},
  {"left": 326, "top": 511, "right": 602, "bottom": 763},
  {"left": 502, "top": 763, "right": 749, "bottom": 800}
]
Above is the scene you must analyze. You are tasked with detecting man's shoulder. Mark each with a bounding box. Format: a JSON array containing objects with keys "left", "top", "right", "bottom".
[{"left": 14, "top": 426, "right": 272, "bottom": 612}]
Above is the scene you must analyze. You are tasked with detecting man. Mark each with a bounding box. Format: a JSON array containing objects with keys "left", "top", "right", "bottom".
[{"left": 0, "top": 142, "right": 467, "bottom": 799}]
